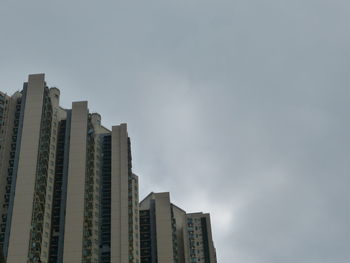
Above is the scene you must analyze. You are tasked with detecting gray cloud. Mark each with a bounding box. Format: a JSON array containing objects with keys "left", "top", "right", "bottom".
[{"left": 1, "top": 0, "right": 350, "bottom": 262}]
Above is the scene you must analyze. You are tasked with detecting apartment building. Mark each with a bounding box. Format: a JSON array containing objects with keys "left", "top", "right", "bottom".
[
  {"left": 0, "top": 74, "right": 139, "bottom": 263},
  {"left": 184, "top": 213, "right": 217, "bottom": 263},
  {"left": 139, "top": 192, "right": 217, "bottom": 263},
  {"left": 0, "top": 73, "right": 216, "bottom": 263}
]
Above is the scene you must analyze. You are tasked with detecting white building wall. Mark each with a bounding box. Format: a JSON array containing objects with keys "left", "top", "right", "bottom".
[
  {"left": 63, "top": 101, "right": 88, "bottom": 263},
  {"left": 7, "top": 74, "right": 45, "bottom": 263},
  {"left": 111, "top": 124, "right": 129, "bottom": 263}
]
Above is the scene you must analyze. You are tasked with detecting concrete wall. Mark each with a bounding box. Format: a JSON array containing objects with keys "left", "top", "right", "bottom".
[
  {"left": 153, "top": 193, "right": 174, "bottom": 263},
  {"left": 7, "top": 74, "right": 45, "bottom": 263},
  {"left": 140, "top": 192, "right": 175, "bottom": 263},
  {"left": 63, "top": 101, "right": 88, "bottom": 262},
  {"left": 111, "top": 124, "right": 129, "bottom": 263}
]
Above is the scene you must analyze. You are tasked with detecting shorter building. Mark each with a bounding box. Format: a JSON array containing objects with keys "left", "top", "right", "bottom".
[
  {"left": 139, "top": 192, "right": 217, "bottom": 263},
  {"left": 184, "top": 213, "right": 217, "bottom": 263}
]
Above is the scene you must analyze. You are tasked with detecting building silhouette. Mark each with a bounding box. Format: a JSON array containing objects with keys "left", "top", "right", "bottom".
[{"left": 0, "top": 74, "right": 216, "bottom": 263}]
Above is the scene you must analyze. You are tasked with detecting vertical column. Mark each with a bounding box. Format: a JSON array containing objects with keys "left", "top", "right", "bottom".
[
  {"left": 154, "top": 193, "right": 174, "bottom": 263},
  {"left": 7, "top": 74, "right": 45, "bottom": 263},
  {"left": 63, "top": 101, "right": 88, "bottom": 262},
  {"left": 111, "top": 124, "right": 129, "bottom": 263}
]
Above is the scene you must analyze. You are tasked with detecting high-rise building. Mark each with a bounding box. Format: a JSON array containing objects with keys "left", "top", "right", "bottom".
[
  {"left": 0, "top": 74, "right": 216, "bottom": 263},
  {"left": 139, "top": 192, "right": 180, "bottom": 263},
  {"left": 184, "top": 213, "right": 217, "bottom": 263},
  {"left": 0, "top": 74, "right": 139, "bottom": 263},
  {"left": 139, "top": 192, "right": 217, "bottom": 263}
]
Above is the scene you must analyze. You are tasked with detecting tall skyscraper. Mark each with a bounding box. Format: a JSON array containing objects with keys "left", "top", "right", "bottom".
[
  {"left": 0, "top": 74, "right": 216, "bottom": 263},
  {"left": 0, "top": 74, "right": 139, "bottom": 263}
]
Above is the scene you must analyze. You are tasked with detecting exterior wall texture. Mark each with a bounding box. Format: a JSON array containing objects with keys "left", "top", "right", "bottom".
[
  {"left": 184, "top": 213, "right": 217, "bottom": 263},
  {"left": 111, "top": 125, "right": 140, "bottom": 263},
  {"left": 63, "top": 101, "right": 88, "bottom": 263},
  {"left": 7, "top": 74, "right": 46, "bottom": 263},
  {"left": 139, "top": 193, "right": 179, "bottom": 263}
]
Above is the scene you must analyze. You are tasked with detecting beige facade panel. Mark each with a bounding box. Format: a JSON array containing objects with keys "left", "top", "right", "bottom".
[
  {"left": 111, "top": 124, "right": 129, "bottom": 263},
  {"left": 154, "top": 193, "right": 174, "bottom": 263},
  {"left": 139, "top": 193, "right": 154, "bottom": 210},
  {"left": 63, "top": 101, "right": 88, "bottom": 263},
  {"left": 7, "top": 74, "right": 46, "bottom": 263}
]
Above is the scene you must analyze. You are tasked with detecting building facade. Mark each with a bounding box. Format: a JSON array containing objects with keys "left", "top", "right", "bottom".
[
  {"left": 0, "top": 74, "right": 139, "bottom": 263},
  {"left": 139, "top": 193, "right": 217, "bottom": 263},
  {"left": 0, "top": 74, "right": 216, "bottom": 263},
  {"left": 184, "top": 213, "right": 217, "bottom": 263}
]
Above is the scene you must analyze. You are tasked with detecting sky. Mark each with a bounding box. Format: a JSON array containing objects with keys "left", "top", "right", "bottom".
[{"left": 1, "top": 0, "right": 350, "bottom": 262}]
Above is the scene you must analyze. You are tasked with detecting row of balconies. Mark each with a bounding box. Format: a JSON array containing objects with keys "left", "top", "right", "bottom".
[
  {"left": 1, "top": 101, "right": 21, "bottom": 220},
  {"left": 83, "top": 133, "right": 96, "bottom": 263},
  {"left": 28, "top": 137, "right": 50, "bottom": 258},
  {"left": 3, "top": 122, "right": 18, "bottom": 238}
]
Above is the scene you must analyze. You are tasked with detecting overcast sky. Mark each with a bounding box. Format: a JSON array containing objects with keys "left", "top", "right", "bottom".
[{"left": 1, "top": 0, "right": 350, "bottom": 262}]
